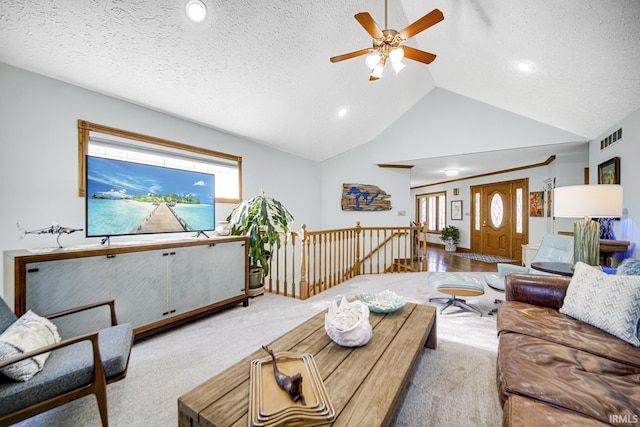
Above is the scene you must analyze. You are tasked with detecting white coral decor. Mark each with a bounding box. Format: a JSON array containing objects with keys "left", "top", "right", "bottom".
[{"left": 324, "top": 296, "right": 372, "bottom": 347}]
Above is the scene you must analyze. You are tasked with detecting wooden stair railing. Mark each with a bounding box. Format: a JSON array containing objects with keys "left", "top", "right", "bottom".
[{"left": 262, "top": 222, "right": 428, "bottom": 300}]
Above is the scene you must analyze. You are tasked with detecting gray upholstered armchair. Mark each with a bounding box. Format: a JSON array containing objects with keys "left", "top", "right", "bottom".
[
  {"left": 484, "top": 235, "right": 574, "bottom": 314},
  {"left": 485, "top": 234, "right": 574, "bottom": 291},
  {"left": 0, "top": 297, "right": 133, "bottom": 426}
]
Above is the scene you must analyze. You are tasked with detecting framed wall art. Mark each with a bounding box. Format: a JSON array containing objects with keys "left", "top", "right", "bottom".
[
  {"left": 598, "top": 157, "right": 620, "bottom": 184},
  {"left": 529, "top": 191, "right": 544, "bottom": 217},
  {"left": 341, "top": 183, "right": 391, "bottom": 211},
  {"left": 546, "top": 189, "right": 552, "bottom": 218},
  {"left": 451, "top": 200, "right": 463, "bottom": 220}
]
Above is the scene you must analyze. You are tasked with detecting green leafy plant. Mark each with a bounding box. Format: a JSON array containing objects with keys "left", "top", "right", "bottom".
[
  {"left": 226, "top": 190, "right": 294, "bottom": 276},
  {"left": 440, "top": 225, "right": 460, "bottom": 246}
]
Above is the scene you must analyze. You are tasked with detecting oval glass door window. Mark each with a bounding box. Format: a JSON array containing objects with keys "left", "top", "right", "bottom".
[{"left": 491, "top": 194, "right": 504, "bottom": 227}]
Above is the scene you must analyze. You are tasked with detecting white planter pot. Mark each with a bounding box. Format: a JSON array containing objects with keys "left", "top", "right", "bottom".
[{"left": 444, "top": 241, "right": 457, "bottom": 252}]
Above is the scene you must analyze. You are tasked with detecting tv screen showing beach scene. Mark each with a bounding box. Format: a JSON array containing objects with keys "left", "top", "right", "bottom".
[{"left": 86, "top": 156, "right": 215, "bottom": 237}]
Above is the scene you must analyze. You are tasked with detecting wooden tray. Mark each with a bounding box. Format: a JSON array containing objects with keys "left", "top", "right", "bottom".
[{"left": 249, "top": 352, "right": 335, "bottom": 427}]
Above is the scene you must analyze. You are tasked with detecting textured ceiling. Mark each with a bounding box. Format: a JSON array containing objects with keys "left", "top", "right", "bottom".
[{"left": 1, "top": 0, "right": 639, "bottom": 184}]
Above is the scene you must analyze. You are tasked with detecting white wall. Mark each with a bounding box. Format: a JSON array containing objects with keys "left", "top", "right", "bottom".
[
  {"left": 319, "top": 86, "right": 591, "bottom": 245},
  {"left": 318, "top": 87, "right": 590, "bottom": 232},
  {"left": 369, "top": 88, "right": 587, "bottom": 164},
  {"left": 589, "top": 107, "right": 640, "bottom": 258},
  {"left": 547, "top": 149, "right": 592, "bottom": 235},
  {"left": 320, "top": 145, "right": 412, "bottom": 230},
  {"left": 0, "top": 63, "right": 321, "bottom": 297}
]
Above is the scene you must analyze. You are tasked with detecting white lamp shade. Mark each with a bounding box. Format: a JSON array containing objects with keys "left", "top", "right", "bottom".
[
  {"left": 389, "top": 47, "right": 405, "bottom": 63},
  {"left": 365, "top": 52, "right": 382, "bottom": 70},
  {"left": 392, "top": 61, "right": 406, "bottom": 74},
  {"left": 553, "top": 185, "right": 623, "bottom": 218},
  {"left": 371, "top": 63, "right": 384, "bottom": 78}
]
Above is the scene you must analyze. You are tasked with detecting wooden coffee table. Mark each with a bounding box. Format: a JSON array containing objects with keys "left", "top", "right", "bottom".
[{"left": 178, "top": 302, "right": 437, "bottom": 427}]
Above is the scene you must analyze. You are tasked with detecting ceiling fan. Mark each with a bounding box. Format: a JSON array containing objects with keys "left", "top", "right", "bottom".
[{"left": 330, "top": 0, "right": 444, "bottom": 81}]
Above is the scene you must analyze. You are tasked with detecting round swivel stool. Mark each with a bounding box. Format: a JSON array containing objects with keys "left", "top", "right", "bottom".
[{"left": 428, "top": 272, "right": 485, "bottom": 316}]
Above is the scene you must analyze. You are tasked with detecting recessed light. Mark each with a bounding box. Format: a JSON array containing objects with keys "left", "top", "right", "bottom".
[
  {"left": 186, "top": 0, "right": 207, "bottom": 23},
  {"left": 445, "top": 169, "right": 459, "bottom": 177},
  {"left": 516, "top": 61, "right": 534, "bottom": 72},
  {"left": 337, "top": 108, "right": 347, "bottom": 118}
]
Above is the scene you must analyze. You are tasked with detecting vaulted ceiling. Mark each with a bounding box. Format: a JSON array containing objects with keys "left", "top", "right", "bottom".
[{"left": 1, "top": 1, "right": 639, "bottom": 185}]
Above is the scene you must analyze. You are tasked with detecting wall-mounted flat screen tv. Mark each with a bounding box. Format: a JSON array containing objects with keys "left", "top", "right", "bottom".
[{"left": 85, "top": 156, "right": 215, "bottom": 238}]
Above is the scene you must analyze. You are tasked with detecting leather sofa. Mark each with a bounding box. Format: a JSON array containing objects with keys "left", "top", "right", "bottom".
[{"left": 496, "top": 273, "right": 640, "bottom": 426}]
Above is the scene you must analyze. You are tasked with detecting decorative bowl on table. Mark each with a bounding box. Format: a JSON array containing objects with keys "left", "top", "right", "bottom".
[
  {"left": 356, "top": 290, "right": 407, "bottom": 313},
  {"left": 324, "top": 296, "right": 372, "bottom": 347}
]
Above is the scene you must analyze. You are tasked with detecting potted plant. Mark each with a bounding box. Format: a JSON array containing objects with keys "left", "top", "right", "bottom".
[
  {"left": 440, "top": 225, "right": 460, "bottom": 252},
  {"left": 226, "top": 190, "right": 294, "bottom": 289}
]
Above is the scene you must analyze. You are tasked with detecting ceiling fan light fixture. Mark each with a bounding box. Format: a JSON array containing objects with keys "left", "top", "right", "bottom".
[
  {"left": 389, "top": 47, "right": 404, "bottom": 63},
  {"left": 185, "top": 0, "right": 207, "bottom": 23},
  {"left": 365, "top": 52, "right": 382, "bottom": 70},
  {"left": 445, "top": 169, "right": 459, "bottom": 177},
  {"left": 392, "top": 61, "right": 406, "bottom": 74},
  {"left": 391, "top": 62, "right": 407, "bottom": 74},
  {"left": 371, "top": 63, "right": 384, "bottom": 79},
  {"left": 329, "top": 5, "right": 444, "bottom": 81}
]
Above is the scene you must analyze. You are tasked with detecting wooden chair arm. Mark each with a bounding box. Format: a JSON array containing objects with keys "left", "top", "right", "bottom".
[
  {"left": 45, "top": 300, "right": 118, "bottom": 326},
  {"left": 0, "top": 332, "right": 105, "bottom": 384}
]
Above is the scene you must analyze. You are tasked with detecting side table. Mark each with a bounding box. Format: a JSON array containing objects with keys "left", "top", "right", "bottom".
[{"left": 530, "top": 262, "right": 574, "bottom": 277}]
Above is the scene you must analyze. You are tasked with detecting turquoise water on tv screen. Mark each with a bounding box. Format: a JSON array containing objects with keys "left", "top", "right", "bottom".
[
  {"left": 87, "top": 199, "right": 155, "bottom": 236},
  {"left": 171, "top": 204, "right": 215, "bottom": 231},
  {"left": 87, "top": 199, "right": 214, "bottom": 236}
]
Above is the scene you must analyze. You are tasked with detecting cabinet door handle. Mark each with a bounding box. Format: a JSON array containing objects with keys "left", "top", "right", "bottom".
[
  {"left": 170, "top": 252, "right": 176, "bottom": 256},
  {"left": 163, "top": 253, "right": 170, "bottom": 257},
  {"left": 170, "top": 309, "right": 176, "bottom": 314},
  {"left": 106, "top": 254, "right": 116, "bottom": 259},
  {"left": 27, "top": 268, "right": 39, "bottom": 273},
  {"left": 162, "top": 311, "right": 169, "bottom": 316}
]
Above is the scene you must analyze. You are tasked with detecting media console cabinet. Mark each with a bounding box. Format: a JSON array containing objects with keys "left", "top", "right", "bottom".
[{"left": 3, "top": 236, "right": 249, "bottom": 340}]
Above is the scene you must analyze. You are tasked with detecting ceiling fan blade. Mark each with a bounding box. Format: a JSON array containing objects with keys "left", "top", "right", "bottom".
[
  {"left": 355, "top": 12, "right": 384, "bottom": 39},
  {"left": 330, "top": 48, "right": 371, "bottom": 63},
  {"left": 403, "top": 46, "right": 437, "bottom": 64},
  {"left": 399, "top": 9, "right": 444, "bottom": 40},
  {"left": 369, "top": 75, "right": 380, "bottom": 82}
]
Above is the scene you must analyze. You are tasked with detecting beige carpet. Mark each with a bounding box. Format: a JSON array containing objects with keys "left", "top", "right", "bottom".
[{"left": 15, "top": 272, "right": 503, "bottom": 427}]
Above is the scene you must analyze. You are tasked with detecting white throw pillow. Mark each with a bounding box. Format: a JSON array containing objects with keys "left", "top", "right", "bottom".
[
  {"left": 0, "top": 310, "right": 61, "bottom": 381},
  {"left": 560, "top": 262, "right": 640, "bottom": 347}
]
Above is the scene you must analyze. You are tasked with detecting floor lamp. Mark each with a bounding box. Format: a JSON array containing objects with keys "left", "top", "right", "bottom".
[{"left": 553, "top": 185, "right": 623, "bottom": 266}]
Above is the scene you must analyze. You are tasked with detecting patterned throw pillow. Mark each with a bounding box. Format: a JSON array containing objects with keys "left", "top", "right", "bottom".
[
  {"left": 560, "top": 262, "right": 640, "bottom": 347},
  {"left": 0, "top": 310, "right": 61, "bottom": 381},
  {"left": 617, "top": 258, "right": 640, "bottom": 276}
]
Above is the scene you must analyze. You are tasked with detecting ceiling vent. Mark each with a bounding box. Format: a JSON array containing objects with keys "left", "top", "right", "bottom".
[{"left": 600, "top": 128, "right": 622, "bottom": 150}]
